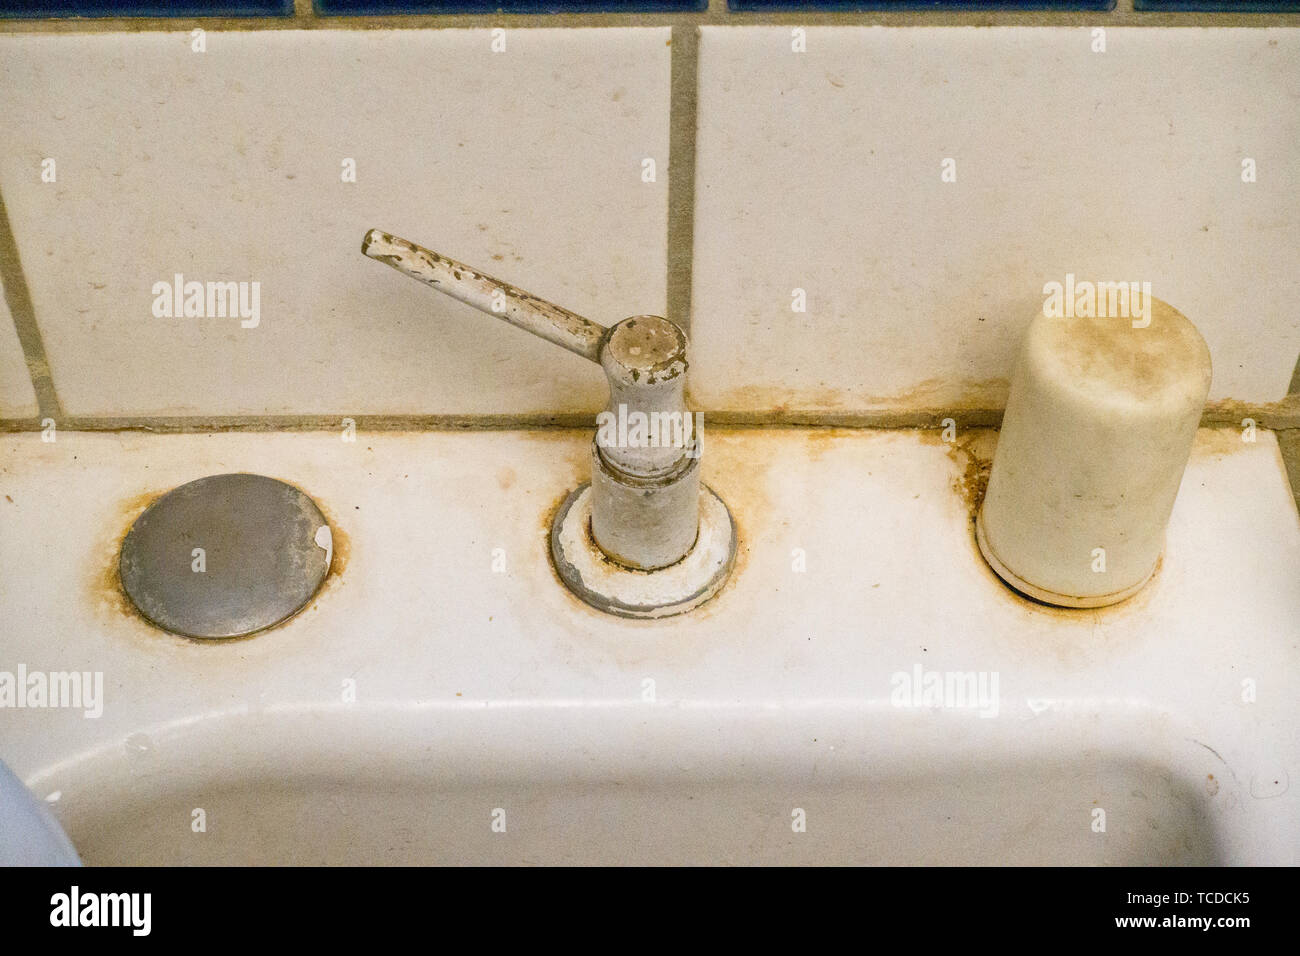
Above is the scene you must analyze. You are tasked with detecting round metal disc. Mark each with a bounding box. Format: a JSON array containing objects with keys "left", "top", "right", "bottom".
[{"left": 120, "top": 474, "right": 331, "bottom": 639}]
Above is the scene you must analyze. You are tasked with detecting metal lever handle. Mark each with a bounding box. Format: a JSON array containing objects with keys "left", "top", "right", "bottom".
[
  {"left": 360, "top": 227, "right": 735, "bottom": 597},
  {"left": 361, "top": 229, "right": 607, "bottom": 364}
]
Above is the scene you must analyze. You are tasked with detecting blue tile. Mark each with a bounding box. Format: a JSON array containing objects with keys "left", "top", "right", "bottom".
[
  {"left": 316, "top": 0, "right": 706, "bottom": 11},
  {"left": 0, "top": 0, "right": 292, "bottom": 15}
]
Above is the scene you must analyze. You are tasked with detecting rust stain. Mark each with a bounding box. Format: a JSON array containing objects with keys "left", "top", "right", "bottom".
[
  {"left": 803, "top": 426, "right": 856, "bottom": 462},
  {"left": 695, "top": 383, "right": 847, "bottom": 413},
  {"left": 312, "top": 495, "right": 351, "bottom": 599},
  {"left": 532, "top": 430, "right": 771, "bottom": 641},
  {"left": 693, "top": 377, "right": 1011, "bottom": 417},
  {"left": 1203, "top": 393, "right": 1300, "bottom": 428},
  {"left": 91, "top": 487, "right": 166, "bottom": 631},
  {"left": 90, "top": 479, "right": 349, "bottom": 646},
  {"left": 945, "top": 431, "right": 995, "bottom": 523},
  {"left": 537, "top": 485, "right": 612, "bottom": 624},
  {"left": 1194, "top": 425, "right": 1256, "bottom": 457},
  {"left": 940, "top": 428, "right": 1162, "bottom": 628}
]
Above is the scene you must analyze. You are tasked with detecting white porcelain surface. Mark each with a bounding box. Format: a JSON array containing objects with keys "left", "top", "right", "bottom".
[
  {"left": 0, "top": 29, "right": 671, "bottom": 417},
  {"left": 0, "top": 427, "right": 1295, "bottom": 864},
  {"left": 0, "top": 285, "right": 37, "bottom": 418},
  {"left": 691, "top": 26, "right": 1300, "bottom": 412}
]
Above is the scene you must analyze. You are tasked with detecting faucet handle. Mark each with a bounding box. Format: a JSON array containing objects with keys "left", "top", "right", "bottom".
[
  {"left": 361, "top": 229, "right": 607, "bottom": 363},
  {"left": 363, "top": 228, "right": 692, "bottom": 479},
  {"left": 362, "top": 227, "right": 735, "bottom": 613}
]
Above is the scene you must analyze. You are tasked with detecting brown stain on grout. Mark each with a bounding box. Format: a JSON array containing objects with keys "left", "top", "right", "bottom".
[
  {"left": 693, "top": 376, "right": 1011, "bottom": 417},
  {"left": 1, "top": 389, "right": 1297, "bottom": 436},
  {"left": 1202, "top": 394, "right": 1300, "bottom": 430}
]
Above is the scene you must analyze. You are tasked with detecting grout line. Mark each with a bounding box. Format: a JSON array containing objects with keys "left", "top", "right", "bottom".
[
  {"left": 1278, "top": 430, "right": 1300, "bottom": 517},
  {"left": 0, "top": 413, "right": 601, "bottom": 434},
  {"left": 0, "top": 186, "right": 63, "bottom": 422},
  {"left": 665, "top": 23, "right": 699, "bottom": 336},
  {"left": 3, "top": 12, "right": 1300, "bottom": 33},
  {"left": 2, "top": 398, "right": 1295, "bottom": 434}
]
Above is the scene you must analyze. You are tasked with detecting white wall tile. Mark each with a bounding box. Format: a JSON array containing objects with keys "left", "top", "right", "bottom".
[
  {"left": 0, "top": 28, "right": 671, "bottom": 417},
  {"left": 691, "top": 26, "right": 1300, "bottom": 412},
  {"left": 0, "top": 287, "right": 38, "bottom": 418}
]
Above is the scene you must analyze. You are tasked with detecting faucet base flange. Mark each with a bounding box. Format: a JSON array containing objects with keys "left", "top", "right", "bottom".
[{"left": 550, "top": 482, "right": 736, "bottom": 619}]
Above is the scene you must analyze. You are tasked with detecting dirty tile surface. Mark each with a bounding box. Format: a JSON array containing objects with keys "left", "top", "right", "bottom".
[
  {"left": 691, "top": 27, "right": 1300, "bottom": 412},
  {"left": 0, "top": 28, "right": 671, "bottom": 417}
]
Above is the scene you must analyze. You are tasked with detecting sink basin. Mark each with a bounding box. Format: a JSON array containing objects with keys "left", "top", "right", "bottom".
[
  {"left": 2, "top": 428, "right": 1296, "bottom": 865},
  {"left": 33, "top": 708, "right": 1225, "bottom": 866}
]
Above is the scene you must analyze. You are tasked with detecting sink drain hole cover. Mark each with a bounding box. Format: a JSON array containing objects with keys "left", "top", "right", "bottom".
[{"left": 119, "top": 474, "right": 331, "bottom": 639}]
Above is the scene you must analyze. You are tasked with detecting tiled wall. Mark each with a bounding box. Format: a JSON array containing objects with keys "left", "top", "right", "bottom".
[
  {"left": 0, "top": 28, "right": 670, "bottom": 418},
  {"left": 691, "top": 26, "right": 1300, "bottom": 414},
  {"left": 1, "top": 11, "right": 1298, "bottom": 425}
]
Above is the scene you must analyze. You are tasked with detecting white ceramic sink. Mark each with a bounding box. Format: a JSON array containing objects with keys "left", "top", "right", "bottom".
[{"left": 1, "top": 428, "right": 1296, "bottom": 865}]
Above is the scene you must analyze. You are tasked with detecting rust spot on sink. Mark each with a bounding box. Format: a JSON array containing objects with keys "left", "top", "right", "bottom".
[
  {"left": 803, "top": 426, "right": 857, "bottom": 462},
  {"left": 313, "top": 496, "right": 350, "bottom": 600},
  {"left": 939, "top": 429, "right": 1165, "bottom": 635},
  {"left": 945, "top": 430, "right": 995, "bottom": 523},
  {"left": 92, "top": 487, "right": 165, "bottom": 630},
  {"left": 1194, "top": 425, "right": 1256, "bottom": 458},
  {"left": 91, "top": 478, "right": 349, "bottom": 645}
]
